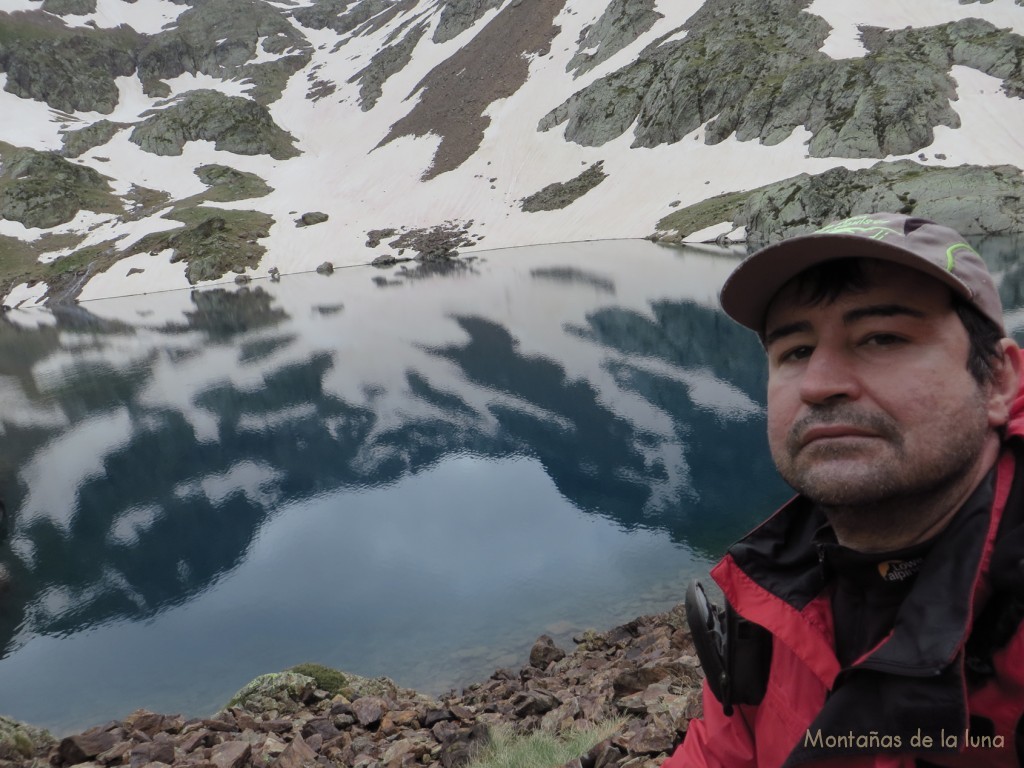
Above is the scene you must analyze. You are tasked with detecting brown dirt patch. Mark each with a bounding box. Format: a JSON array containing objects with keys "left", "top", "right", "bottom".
[{"left": 378, "top": 0, "right": 567, "bottom": 180}]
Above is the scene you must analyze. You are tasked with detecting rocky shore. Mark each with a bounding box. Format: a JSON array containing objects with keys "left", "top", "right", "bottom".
[{"left": 0, "top": 604, "right": 702, "bottom": 768}]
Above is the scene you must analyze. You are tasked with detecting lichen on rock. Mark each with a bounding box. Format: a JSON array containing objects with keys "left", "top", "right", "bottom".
[
  {"left": 521, "top": 161, "right": 608, "bottom": 212},
  {"left": 296, "top": 211, "right": 329, "bottom": 227},
  {"left": 226, "top": 671, "right": 317, "bottom": 714},
  {"left": 0, "top": 714, "right": 54, "bottom": 761},
  {"left": 293, "top": 0, "right": 416, "bottom": 40},
  {"left": 0, "top": 15, "right": 140, "bottom": 114},
  {"left": 129, "top": 90, "right": 300, "bottom": 159},
  {"left": 656, "top": 161, "right": 1024, "bottom": 248},
  {"left": 60, "top": 119, "right": 126, "bottom": 158},
  {"left": 40, "top": 0, "right": 97, "bottom": 14},
  {"left": 348, "top": 22, "right": 427, "bottom": 110},
  {"left": 194, "top": 164, "right": 273, "bottom": 202},
  {"left": 129, "top": 207, "right": 273, "bottom": 284},
  {"left": 431, "top": 0, "right": 503, "bottom": 44},
  {"left": 136, "top": 0, "right": 313, "bottom": 104},
  {"left": 542, "top": 1, "right": 1024, "bottom": 159},
  {"left": 567, "top": 0, "right": 663, "bottom": 76},
  {"left": 0, "top": 143, "right": 120, "bottom": 228}
]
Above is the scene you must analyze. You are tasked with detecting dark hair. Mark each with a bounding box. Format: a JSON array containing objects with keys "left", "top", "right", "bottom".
[{"left": 780, "top": 257, "right": 1004, "bottom": 385}]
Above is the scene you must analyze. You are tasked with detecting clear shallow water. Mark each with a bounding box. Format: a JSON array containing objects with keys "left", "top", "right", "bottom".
[{"left": 1, "top": 237, "right": 1020, "bottom": 735}]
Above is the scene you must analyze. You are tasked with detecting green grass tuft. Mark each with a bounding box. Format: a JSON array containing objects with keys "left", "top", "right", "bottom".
[
  {"left": 466, "top": 719, "right": 623, "bottom": 768},
  {"left": 287, "top": 663, "right": 350, "bottom": 696}
]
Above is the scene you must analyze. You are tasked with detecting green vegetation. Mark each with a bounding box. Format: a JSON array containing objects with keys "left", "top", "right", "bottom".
[
  {"left": 130, "top": 90, "right": 300, "bottom": 159},
  {"left": 466, "top": 720, "right": 623, "bottom": 768},
  {"left": 60, "top": 120, "right": 126, "bottom": 158},
  {"left": 192, "top": 165, "right": 273, "bottom": 203},
  {"left": 0, "top": 142, "right": 121, "bottom": 229},
  {"left": 521, "top": 162, "right": 608, "bottom": 213},
  {"left": 288, "top": 663, "right": 351, "bottom": 696},
  {"left": 128, "top": 207, "right": 274, "bottom": 284},
  {"left": 656, "top": 189, "right": 751, "bottom": 238}
]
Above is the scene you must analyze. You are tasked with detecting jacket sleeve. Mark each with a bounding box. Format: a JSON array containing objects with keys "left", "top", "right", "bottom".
[{"left": 661, "top": 680, "right": 758, "bottom": 768}]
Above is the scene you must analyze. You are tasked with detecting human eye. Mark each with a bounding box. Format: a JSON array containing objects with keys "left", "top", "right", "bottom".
[
  {"left": 860, "top": 332, "right": 906, "bottom": 348},
  {"left": 775, "top": 344, "right": 814, "bottom": 364}
]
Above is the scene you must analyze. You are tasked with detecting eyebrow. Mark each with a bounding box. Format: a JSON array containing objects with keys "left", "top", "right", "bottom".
[{"left": 763, "top": 303, "right": 928, "bottom": 347}]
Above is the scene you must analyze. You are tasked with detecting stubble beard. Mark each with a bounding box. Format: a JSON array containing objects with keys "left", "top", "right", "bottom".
[{"left": 771, "top": 401, "right": 991, "bottom": 537}]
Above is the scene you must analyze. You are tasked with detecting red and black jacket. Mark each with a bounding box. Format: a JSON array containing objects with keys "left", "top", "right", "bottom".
[{"left": 664, "top": 380, "right": 1024, "bottom": 767}]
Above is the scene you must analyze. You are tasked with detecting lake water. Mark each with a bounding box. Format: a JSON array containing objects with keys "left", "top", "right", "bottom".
[{"left": 1, "top": 236, "right": 1020, "bottom": 735}]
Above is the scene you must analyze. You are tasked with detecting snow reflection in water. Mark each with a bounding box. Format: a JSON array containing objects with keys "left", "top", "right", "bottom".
[{"left": 0, "top": 240, "right": 795, "bottom": 733}]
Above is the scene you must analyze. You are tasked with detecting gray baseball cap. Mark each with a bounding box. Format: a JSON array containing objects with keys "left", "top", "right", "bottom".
[{"left": 719, "top": 212, "right": 1005, "bottom": 334}]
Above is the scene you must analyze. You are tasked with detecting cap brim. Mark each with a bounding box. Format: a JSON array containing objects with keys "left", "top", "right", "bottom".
[{"left": 719, "top": 233, "right": 974, "bottom": 332}]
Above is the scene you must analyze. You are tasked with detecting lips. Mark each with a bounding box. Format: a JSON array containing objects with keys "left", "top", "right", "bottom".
[{"left": 798, "top": 424, "right": 879, "bottom": 447}]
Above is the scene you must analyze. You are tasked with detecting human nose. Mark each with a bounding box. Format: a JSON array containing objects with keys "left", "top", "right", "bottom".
[{"left": 798, "top": 346, "right": 861, "bottom": 404}]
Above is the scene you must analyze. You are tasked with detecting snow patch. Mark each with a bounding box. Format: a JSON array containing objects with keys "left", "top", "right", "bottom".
[
  {"left": 3, "top": 282, "right": 49, "bottom": 309},
  {"left": 77, "top": 250, "right": 192, "bottom": 302},
  {"left": 66, "top": 0, "right": 185, "bottom": 33},
  {"left": 684, "top": 221, "right": 739, "bottom": 243}
]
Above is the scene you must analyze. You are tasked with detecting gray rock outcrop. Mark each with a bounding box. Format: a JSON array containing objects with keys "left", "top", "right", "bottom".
[
  {"left": 292, "top": 0, "right": 416, "bottom": 39},
  {"left": 567, "top": 0, "right": 663, "bottom": 76},
  {"left": 521, "top": 161, "right": 608, "bottom": 212},
  {"left": 194, "top": 164, "right": 272, "bottom": 202},
  {"left": 738, "top": 161, "right": 1024, "bottom": 248},
  {"left": 60, "top": 120, "right": 125, "bottom": 158},
  {"left": 542, "top": 1, "right": 1024, "bottom": 159},
  {"left": 129, "top": 209, "right": 273, "bottom": 284},
  {"left": 380, "top": 0, "right": 566, "bottom": 179},
  {"left": 348, "top": 22, "right": 428, "bottom": 110},
  {"left": 40, "top": 0, "right": 97, "bottom": 14},
  {"left": 656, "top": 161, "right": 1024, "bottom": 249},
  {"left": 136, "top": 0, "right": 313, "bottom": 103},
  {"left": 0, "top": 146, "right": 118, "bottom": 228},
  {"left": 0, "top": 18, "right": 141, "bottom": 114},
  {"left": 129, "top": 90, "right": 300, "bottom": 159},
  {"left": 432, "top": 0, "right": 503, "bottom": 44}
]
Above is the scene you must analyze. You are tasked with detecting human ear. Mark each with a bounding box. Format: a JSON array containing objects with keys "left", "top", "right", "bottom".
[{"left": 986, "top": 339, "right": 1023, "bottom": 428}]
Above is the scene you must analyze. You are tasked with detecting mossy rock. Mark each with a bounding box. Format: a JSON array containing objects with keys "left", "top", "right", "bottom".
[
  {"left": 0, "top": 144, "right": 120, "bottom": 228},
  {"left": 226, "top": 672, "right": 316, "bottom": 714},
  {"left": 129, "top": 90, "right": 300, "bottom": 160},
  {"left": 130, "top": 208, "right": 273, "bottom": 284},
  {"left": 0, "top": 715, "right": 55, "bottom": 761},
  {"left": 521, "top": 161, "right": 608, "bottom": 212},
  {"left": 194, "top": 165, "right": 272, "bottom": 202},
  {"left": 61, "top": 120, "right": 126, "bottom": 158},
  {"left": 287, "top": 663, "right": 350, "bottom": 696}
]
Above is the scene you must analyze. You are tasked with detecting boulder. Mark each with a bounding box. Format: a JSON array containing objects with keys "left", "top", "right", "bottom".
[
  {"left": 129, "top": 90, "right": 299, "bottom": 160},
  {"left": 226, "top": 672, "right": 317, "bottom": 715},
  {"left": 295, "top": 212, "right": 329, "bottom": 227},
  {"left": 211, "top": 740, "right": 251, "bottom": 768},
  {"left": 268, "top": 734, "right": 315, "bottom": 768},
  {"left": 529, "top": 634, "right": 567, "bottom": 668},
  {"left": 58, "top": 728, "right": 117, "bottom": 764},
  {"left": 351, "top": 696, "right": 389, "bottom": 728}
]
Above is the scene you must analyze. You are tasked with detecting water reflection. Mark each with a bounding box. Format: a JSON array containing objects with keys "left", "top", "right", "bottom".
[{"left": 2, "top": 236, "right": 1015, "bottom": 733}]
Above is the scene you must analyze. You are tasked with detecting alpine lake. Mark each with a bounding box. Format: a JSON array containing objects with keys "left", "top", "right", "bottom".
[{"left": 2, "top": 237, "right": 1022, "bottom": 735}]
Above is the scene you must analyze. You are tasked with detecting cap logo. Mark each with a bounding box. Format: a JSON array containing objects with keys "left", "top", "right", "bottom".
[
  {"left": 945, "top": 242, "right": 978, "bottom": 272},
  {"left": 815, "top": 216, "right": 901, "bottom": 241}
]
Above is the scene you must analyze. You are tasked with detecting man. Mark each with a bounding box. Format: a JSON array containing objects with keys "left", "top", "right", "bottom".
[{"left": 663, "top": 213, "right": 1024, "bottom": 767}]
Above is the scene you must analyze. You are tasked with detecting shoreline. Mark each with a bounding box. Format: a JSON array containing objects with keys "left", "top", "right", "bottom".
[{"left": 2, "top": 603, "right": 702, "bottom": 768}]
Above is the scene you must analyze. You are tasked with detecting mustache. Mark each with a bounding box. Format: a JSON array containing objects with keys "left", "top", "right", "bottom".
[{"left": 785, "top": 407, "right": 901, "bottom": 452}]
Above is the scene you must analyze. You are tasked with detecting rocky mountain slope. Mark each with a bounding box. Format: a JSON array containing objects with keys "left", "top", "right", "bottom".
[{"left": 1, "top": 0, "right": 1024, "bottom": 307}]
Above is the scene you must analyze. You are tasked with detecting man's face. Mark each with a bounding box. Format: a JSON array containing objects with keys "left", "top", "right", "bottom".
[{"left": 763, "top": 260, "right": 1002, "bottom": 509}]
